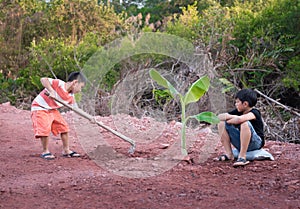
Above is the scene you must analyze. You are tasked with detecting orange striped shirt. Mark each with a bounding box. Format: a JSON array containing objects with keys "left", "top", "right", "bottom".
[{"left": 31, "top": 78, "right": 75, "bottom": 111}]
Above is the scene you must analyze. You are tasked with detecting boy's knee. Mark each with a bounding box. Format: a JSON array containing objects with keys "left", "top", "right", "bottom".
[{"left": 240, "top": 121, "right": 250, "bottom": 130}]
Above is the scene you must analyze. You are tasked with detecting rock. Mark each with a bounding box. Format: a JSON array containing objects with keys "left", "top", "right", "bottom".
[{"left": 159, "top": 143, "right": 170, "bottom": 149}]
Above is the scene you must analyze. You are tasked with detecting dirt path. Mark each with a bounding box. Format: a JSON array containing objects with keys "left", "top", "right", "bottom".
[{"left": 0, "top": 103, "right": 299, "bottom": 209}]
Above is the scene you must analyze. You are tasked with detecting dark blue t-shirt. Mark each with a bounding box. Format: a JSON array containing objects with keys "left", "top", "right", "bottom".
[{"left": 228, "top": 108, "right": 265, "bottom": 148}]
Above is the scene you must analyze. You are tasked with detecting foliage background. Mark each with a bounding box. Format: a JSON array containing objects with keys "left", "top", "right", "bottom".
[{"left": 0, "top": 0, "right": 299, "bottom": 142}]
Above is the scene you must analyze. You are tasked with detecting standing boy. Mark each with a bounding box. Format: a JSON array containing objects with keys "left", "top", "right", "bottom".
[
  {"left": 217, "top": 88, "right": 264, "bottom": 167},
  {"left": 31, "top": 72, "right": 86, "bottom": 160}
]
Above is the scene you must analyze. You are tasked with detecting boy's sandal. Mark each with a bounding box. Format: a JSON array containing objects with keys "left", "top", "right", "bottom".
[
  {"left": 41, "top": 153, "right": 55, "bottom": 160},
  {"left": 63, "top": 151, "right": 80, "bottom": 158},
  {"left": 233, "top": 158, "right": 249, "bottom": 167},
  {"left": 216, "top": 154, "right": 230, "bottom": 161}
]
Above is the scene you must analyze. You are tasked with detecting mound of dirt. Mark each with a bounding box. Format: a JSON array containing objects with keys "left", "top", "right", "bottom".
[{"left": 0, "top": 102, "right": 299, "bottom": 209}]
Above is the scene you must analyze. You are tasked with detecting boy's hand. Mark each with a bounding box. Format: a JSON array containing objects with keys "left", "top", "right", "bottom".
[
  {"left": 44, "top": 91, "right": 57, "bottom": 99},
  {"left": 66, "top": 80, "right": 78, "bottom": 92},
  {"left": 218, "top": 113, "right": 228, "bottom": 121},
  {"left": 48, "top": 90, "right": 57, "bottom": 99},
  {"left": 41, "top": 78, "right": 57, "bottom": 98}
]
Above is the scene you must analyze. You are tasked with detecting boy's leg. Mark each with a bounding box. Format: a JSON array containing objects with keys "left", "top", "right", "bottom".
[
  {"left": 31, "top": 110, "right": 55, "bottom": 159},
  {"left": 51, "top": 110, "right": 80, "bottom": 157},
  {"left": 61, "top": 132, "right": 80, "bottom": 157},
  {"left": 40, "top": 136, "right": 55, "bottom": 159},
  {"left": 218, "top": 121, "right": 234, "bottom": 160},
  {"left": 61, "top": 132, "right": 70, "bottom": 154},
  {"left": 238, "top": 121, "right": 251, "bottom": 159},
  {"left": 40, "top": 136, "right": 50, "bottom": 153}
]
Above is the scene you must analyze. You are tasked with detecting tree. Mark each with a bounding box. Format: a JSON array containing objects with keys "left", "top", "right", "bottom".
[
  {"left": 166, "top": 1, "right": 201, "bottom": 41},
  {"left": 0, "top": 0, "right": 124, "bottom": 106},
  {"left": 230, "top": 0, "right": 300, "bottom": 93}
]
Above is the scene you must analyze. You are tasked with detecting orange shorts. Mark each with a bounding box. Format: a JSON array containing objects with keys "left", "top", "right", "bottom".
[{"left": 31, "top": 109, "right": 69, "bottom": 138}]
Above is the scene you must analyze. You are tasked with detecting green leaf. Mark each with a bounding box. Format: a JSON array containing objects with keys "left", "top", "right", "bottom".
[
  {"left": 167, "top": 82, "right": 179, "bottom": 98},
  {"left": 192, "top": 111, "right": 220, "bottom": 124},
  {"left": 149, "top": 69, "right": 179, "bottom": 98},
  {"left": 183, "top": 75, "right": 210, "bottom": 105},
  {"left": 149, "top": 69, "right": 169, "bottom": 88},
  {"left": 153, "top": 89, "right": 172, "bottom": 105}
]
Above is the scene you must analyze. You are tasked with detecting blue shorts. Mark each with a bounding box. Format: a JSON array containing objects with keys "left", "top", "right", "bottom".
[{"left": 225, "top": 121, "right": 262, "bottom": 151}]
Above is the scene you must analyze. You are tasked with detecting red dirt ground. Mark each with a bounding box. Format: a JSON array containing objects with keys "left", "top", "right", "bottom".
[{"left": 0, "top": 102, "right": 299, "bottom": 209}]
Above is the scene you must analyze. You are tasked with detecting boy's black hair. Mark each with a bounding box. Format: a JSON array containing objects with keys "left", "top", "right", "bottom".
[
  {"left": 67, "top": 71, "right": 87, "bottom": 83},
  {"left": 235, "top": 88, "right": 257, "bottom": 107}
]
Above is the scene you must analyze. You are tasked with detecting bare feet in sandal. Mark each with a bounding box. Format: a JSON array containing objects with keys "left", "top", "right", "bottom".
[
  {"left": 214, "top": 154, "right": 234, "bottom": 161},
  {"left": 41, "top": 152, "right": 55, "bottom": 160},
  {"left": 233, "top": 158, "right": 249, "bottom": 167},
  {"left": 62, "top": 151, "right": 80, "bottom": 158}
]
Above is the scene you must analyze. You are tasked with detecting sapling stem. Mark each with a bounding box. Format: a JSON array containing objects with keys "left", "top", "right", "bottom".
[{"left": 180, "top": 98, "right": 187, "bottom": 155}]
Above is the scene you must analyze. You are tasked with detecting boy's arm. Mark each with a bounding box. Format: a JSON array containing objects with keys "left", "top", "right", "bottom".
[
  {"left": 218, "top": 112, "right": 256, "bottom": 124},
  {"left": 40, "top": 78, "right": 56, "bottom": 98},
  {"left": 218, "top": 113, "right": 235, "bottom": 121},
  {"left": 226, "top": 112, "right": 256, "bottom": 124}
]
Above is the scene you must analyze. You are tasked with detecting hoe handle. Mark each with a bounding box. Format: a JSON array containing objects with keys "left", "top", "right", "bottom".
[{"left": 44, "top": 92, "right": 136, "bottom": 153}]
